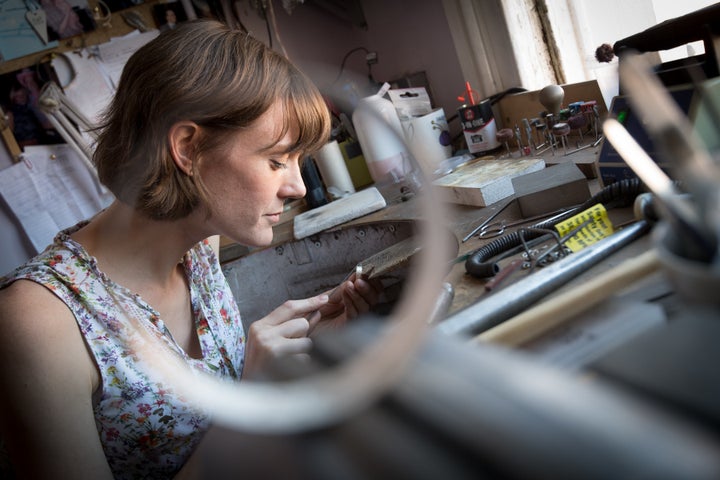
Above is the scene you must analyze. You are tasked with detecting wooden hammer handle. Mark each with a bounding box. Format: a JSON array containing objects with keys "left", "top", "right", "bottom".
[{"left": 475, "top": 249, "right": 660, "bottom": 347}]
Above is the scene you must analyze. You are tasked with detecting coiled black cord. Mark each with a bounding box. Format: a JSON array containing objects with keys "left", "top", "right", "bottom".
[{"left": 465, "top": 178, "right": 647, "bottom": 278}]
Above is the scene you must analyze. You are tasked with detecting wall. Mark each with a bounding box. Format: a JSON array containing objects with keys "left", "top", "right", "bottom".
[
  {"left": 248, "top": 0, "right": 467, "bottom": 133},
  {"left": 357, "top": 0, "right": 466, "bottom": 127},
  {"left": 236, "top": 1, "right": 367, "bottom": 91}
]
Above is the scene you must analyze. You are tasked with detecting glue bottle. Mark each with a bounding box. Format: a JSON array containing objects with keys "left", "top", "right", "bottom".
[{"left": 352, "top": 83, "right": 411, "bottom": 185}]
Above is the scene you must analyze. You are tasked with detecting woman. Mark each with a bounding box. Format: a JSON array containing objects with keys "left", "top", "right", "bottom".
[{"left": 0, "top": 20, "right": 380, "bottom": 479}]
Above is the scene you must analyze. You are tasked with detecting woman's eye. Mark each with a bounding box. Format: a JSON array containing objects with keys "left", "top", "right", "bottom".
[{"left": 270, "top": 159, "right": 288, "bottom": 170}]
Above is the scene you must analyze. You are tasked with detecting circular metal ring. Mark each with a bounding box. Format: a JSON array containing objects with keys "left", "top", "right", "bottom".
[{"left": 127, "top": 74, "right": 451, "bottom": 434}]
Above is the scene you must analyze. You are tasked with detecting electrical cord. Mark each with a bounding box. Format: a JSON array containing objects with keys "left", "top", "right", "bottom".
[
  {"left": 334, "top": 47, "right": 373, "bottom": 84},
  {"left": 264, "top": 13, "right": 273, "bottom": 48},
  {"left": 486, "top": 86, "right": 528, "bottom": 105},
  {"left": 465, "top": 178, "right": 648, "bottom": 278}
]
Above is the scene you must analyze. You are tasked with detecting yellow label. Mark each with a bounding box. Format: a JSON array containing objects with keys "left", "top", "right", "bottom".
[{"left": 555, "top": 204, "right": 614, "bottom": 252}]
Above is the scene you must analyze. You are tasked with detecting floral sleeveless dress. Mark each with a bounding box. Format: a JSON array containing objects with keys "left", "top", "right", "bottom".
[{"left": 0, "top": 223, "right": 245, "bottom": 479}]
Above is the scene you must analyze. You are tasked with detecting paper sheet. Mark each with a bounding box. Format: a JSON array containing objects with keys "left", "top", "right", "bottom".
[
  {"left": 96, "top": 30, "right": 159, "bottom": 90},
  {"left": 0, "top": 144, "right": 114, "bottom": 253},
  {"left": 555, "top": 203, "right": 614, "bottom": 252},
  {"left": 56, "top": 53, "right": 116, "bottom": 126}
]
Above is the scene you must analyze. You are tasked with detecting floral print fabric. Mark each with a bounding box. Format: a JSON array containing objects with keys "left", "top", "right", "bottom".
[{"left": 0, "top": 224, "right": 245, "bottom": 479}]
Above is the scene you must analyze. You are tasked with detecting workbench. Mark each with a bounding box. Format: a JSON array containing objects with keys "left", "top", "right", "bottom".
[
  {"left": 229, "top": 144, "right": 644, "bottom": 318},
  {"left": 218, "top": 145, "right": 720, "bottom": 472}
]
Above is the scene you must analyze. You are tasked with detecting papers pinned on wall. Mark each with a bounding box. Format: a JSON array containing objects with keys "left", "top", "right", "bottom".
[
  {"left": 0, "top": 29, "right": 152, "bottom": 271},
  {"left": 95, "top": 29, "right": 159, "bottom": 90},
  {"left": 0, "top": 144, "right": 114, "bottom": 254}
]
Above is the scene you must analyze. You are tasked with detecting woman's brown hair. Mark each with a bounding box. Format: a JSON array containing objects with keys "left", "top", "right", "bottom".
[{"left": 93, "top": 19, "right": 331, "bottom": 220}]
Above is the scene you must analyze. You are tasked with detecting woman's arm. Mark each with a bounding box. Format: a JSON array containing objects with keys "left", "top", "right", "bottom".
[{"left": 0, "top": 281, "right": 114, "bottom": 479}]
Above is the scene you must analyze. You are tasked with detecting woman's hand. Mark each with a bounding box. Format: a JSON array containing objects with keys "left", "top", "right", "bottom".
[
  {"left": 241, "top": 276, "right": 382, "bottom": 378},
  {"left": 242, "top": 294, "right": 328, "bottom": 379},
  {"left": 309, "top": 274, "right": 383, "bottom": 335}
]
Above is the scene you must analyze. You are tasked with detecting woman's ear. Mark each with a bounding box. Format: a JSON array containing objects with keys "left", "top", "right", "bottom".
[{"left": 168, "top": 121, "right": 201, "bottom": 176}]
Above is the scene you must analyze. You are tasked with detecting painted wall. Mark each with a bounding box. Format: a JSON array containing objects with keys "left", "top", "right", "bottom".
[
  {"left": 358, "top": 0, "right": 466, "bottom": 124},
  {"left": 247, "top": 0, "right": 467, "bottom": 132}
]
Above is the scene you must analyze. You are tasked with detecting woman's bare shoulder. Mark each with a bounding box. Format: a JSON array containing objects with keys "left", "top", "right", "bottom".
[
  {"left": 0, "top": 279, "right": 94, "bottom": 376},
  {"left": 0, "top": 279, "right": 73, "bottom": 333}
]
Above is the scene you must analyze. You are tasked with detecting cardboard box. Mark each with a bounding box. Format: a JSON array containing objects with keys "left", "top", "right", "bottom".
[{"left": 495, "top": 80, "right": 608, "bottom": 131}]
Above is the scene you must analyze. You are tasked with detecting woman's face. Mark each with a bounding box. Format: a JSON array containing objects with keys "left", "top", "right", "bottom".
[{"left": 198, "top": 101, "right": 307, "bottom": 247}]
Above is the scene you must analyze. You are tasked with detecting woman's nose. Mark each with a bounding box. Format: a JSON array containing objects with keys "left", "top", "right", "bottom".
[{"left": 282, "top": 161, "right": 307, "bottom": 200}]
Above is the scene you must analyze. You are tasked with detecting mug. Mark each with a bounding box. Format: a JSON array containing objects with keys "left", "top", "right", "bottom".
[{"left": 401, "top": 108, "right": 452, "bottom": 177}]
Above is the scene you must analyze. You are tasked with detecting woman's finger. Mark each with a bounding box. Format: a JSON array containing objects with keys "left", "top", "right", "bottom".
[
  {"left": 249, "top": 316, "right": 308, "bottom": 345},
  {"left": 342, "top": 282, "right": 364, "bottom": 318},
  {"left": 272, "top": 337, "right": 313, "bottom": 356},
  {"left": 273, "top": 316, "right": 311, "bottom": 339},
  {"left": 306, "top": 310, "right": 322, "bottom": 333},
  {"left": 262, "top": 295, "right": 329, "bottom": 326},
  {"left": 355, "top": 278, "right": 381, "bottom": 304},
  {"left": 345, "top": 278, "right": 383, "bottom": 315}
]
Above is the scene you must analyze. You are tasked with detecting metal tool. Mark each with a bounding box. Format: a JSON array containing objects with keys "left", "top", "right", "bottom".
[
  {"left": 459, "top": 206, "right": 582, "bottom": 275},
  {"left": 496, "top": 128, "right": 514, "bottom": 157},
  {"left": 522, "top": 118, "right": 535, "bottom": 151},
  {"left": 355, "top": 230, "right": 458, "bottom": 280},
  {"left": 323, "top": 236, "right": 421, "bottom": 295},
  {"left": 477, "top": 206, "right": 580, "bottom": 239},
  {"left": 307, "top": 237, "right": 422, "bottom": 330},
  {"left": 514, "top": 125, "right": 524, "bottom": 156},
  {"left": 461, "top": 197, "right": 515, "bottom": 243},
  {"left": 532, "top": 118, "right": 547, "bottom": 149},
  {"left": 428, "top": 282, "right": 455, "bottom": 324},
  {"left": 484, "top": 258, "right": 524, "bottom": 292},
  {"left": 313, "top": 235, "right": 456, "bottom": 328},
  {"left": 530, "top": 219, "right": 592, "bottom": 270},
  {"left": 356, "top": 237, "right": 421, "bottom": 279},
  {"left": 438, "top": 220, "right": 650, "bottom": 337}
]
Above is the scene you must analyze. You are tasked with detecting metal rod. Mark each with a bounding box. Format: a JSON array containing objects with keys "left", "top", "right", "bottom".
[{"left": 461, "top": 198, "right": 514, "bottom": 243}]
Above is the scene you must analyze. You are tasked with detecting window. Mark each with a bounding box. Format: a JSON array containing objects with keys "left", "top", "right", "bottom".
[{"left": 443, "top": 0, "right": 718, "bottom": 108}]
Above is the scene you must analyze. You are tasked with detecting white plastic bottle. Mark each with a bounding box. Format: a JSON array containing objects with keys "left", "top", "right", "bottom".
[{"left": 352, "top": 83, "right": 411, "bottom": 185}]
